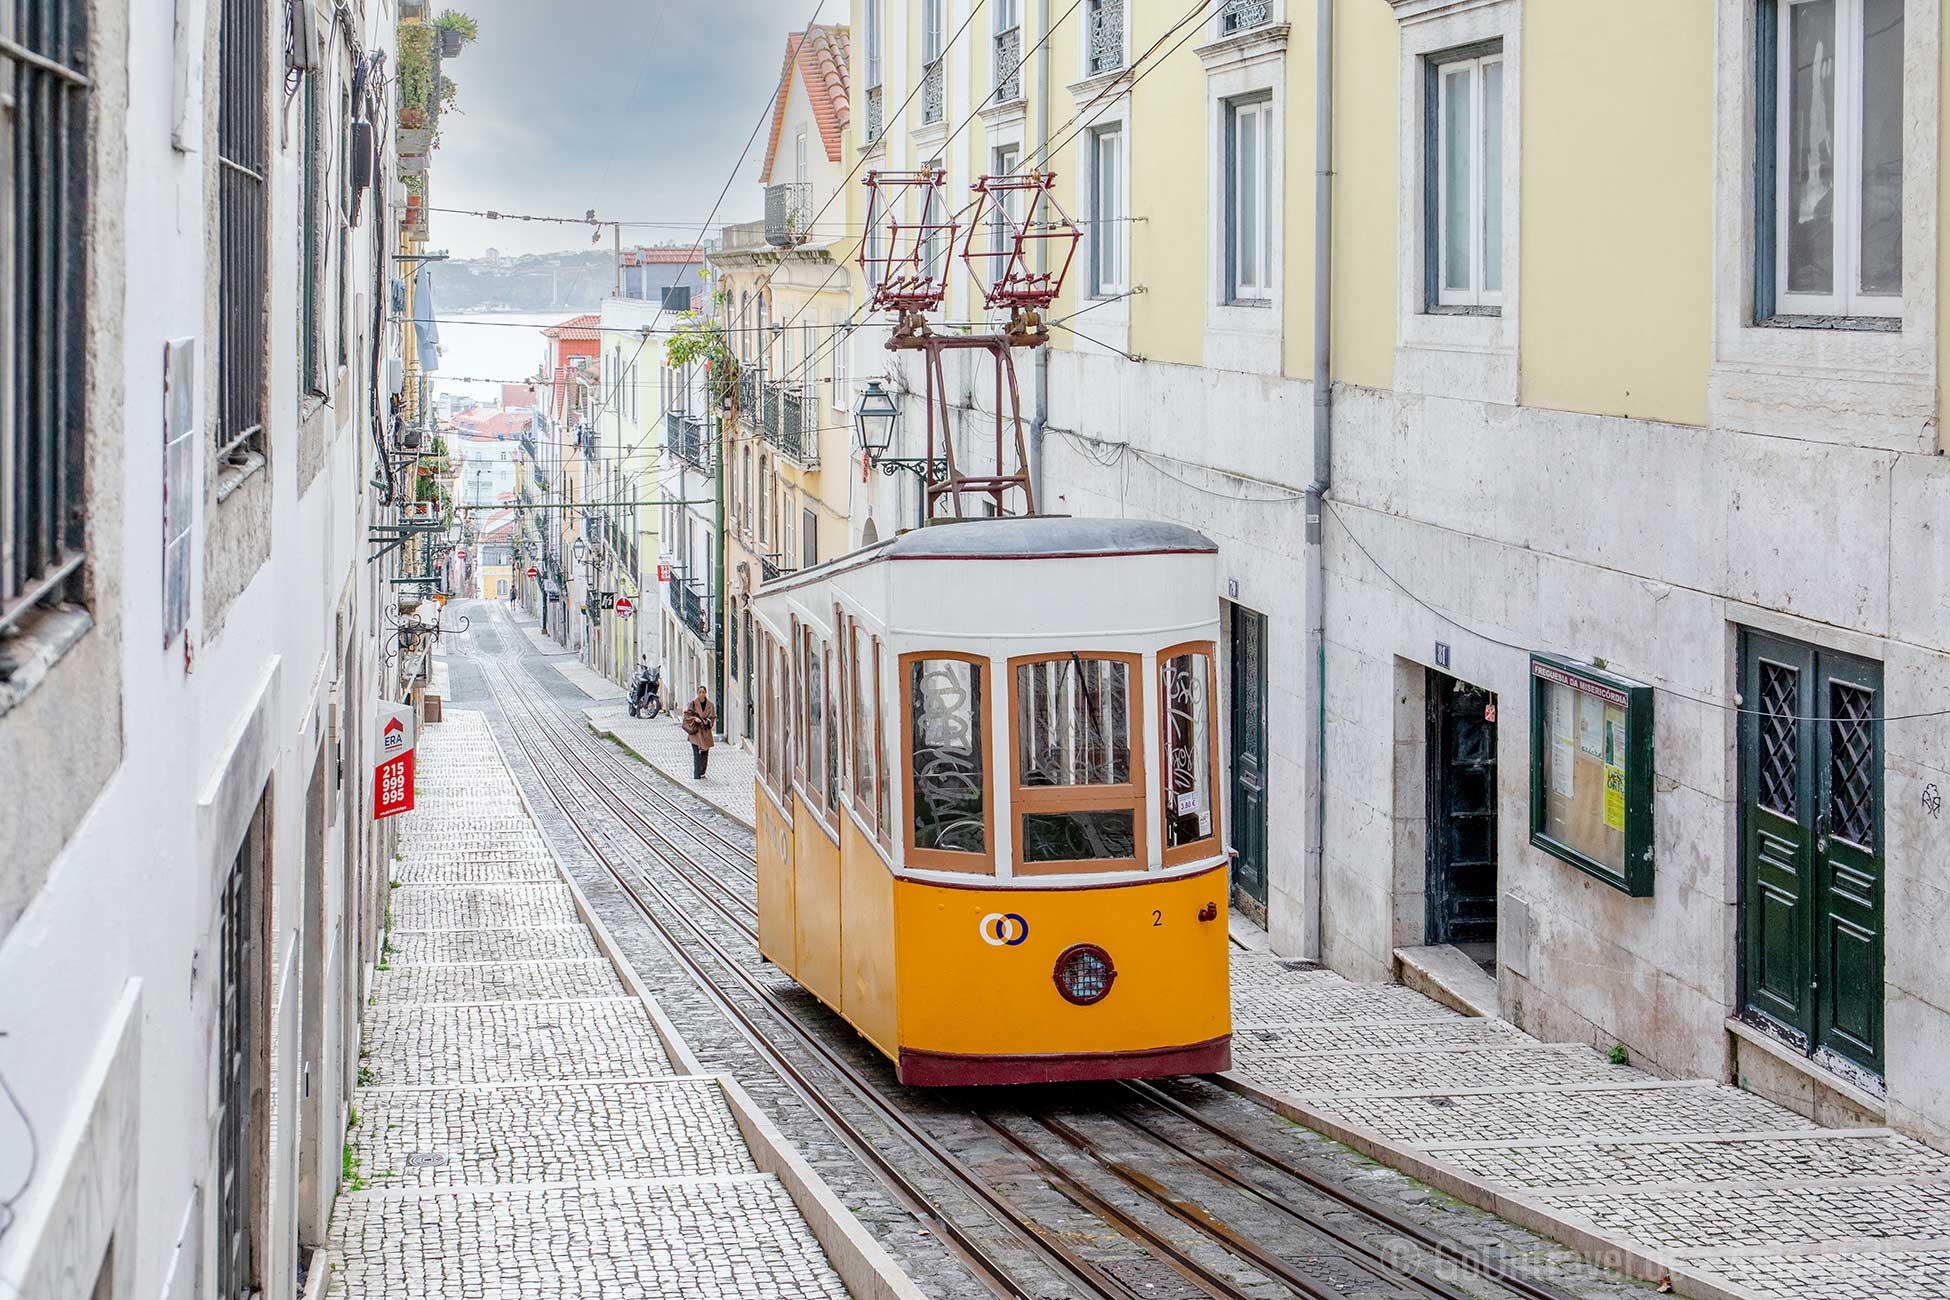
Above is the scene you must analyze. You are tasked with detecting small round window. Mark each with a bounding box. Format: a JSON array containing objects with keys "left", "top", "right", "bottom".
[{"left": 1053, "top": 943, "right": 1116, "bottom": 1005}]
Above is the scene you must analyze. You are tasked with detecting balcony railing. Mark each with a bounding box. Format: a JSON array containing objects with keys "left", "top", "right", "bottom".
[
  {"left": 765, "top": 182, "right": 812, "bottom": 247},
  {"left": 994, "top": 26, "right": 1022, "bottom": 102},
  {"left": 665, "top": 566, "right": 708, "bottom": 639},
  {"left": 673, "top": 415, "right": 711, "bottom": 473},
  {"left": 779, "top": 387, "right": 817, "bottom": 466},
  {"left": 1087, "top": 0, "right": 1124, "bottom": 75},
  {"left": 1218, "top": 0, "right": 1272, "bottom": 36},
  {"left": 922, "top": 59, "right": 944, "bottom": 124},
  {"left": 865, "top": 84, "right": 883, "bottom": 142},
  {"left": 763, "top": 381, "right": 781, "bottom": 444},
  {"left": 759, "top": 553, "right": 781, "bottom": 582},
  {"left": 738, "top": 367, "right": 759, "bottom": 426}
]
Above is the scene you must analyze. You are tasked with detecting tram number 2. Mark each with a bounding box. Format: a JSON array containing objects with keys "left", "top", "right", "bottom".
[{"left": 1152, "top": 909, "right": 1162, "bottom": 927}]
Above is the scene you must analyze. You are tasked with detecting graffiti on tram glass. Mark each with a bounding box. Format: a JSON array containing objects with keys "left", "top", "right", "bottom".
[{"left": 909, "top": 658, "right": 986, "bottom": 853}]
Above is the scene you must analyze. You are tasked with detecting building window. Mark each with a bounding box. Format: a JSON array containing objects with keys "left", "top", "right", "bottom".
[
  {"left": 1089, "top": 124, "right": 1124, "bottom": 295},
  {"left": 1227, "top": 96, "right": 1273, "bottom": 302},
  {"left": 218, "top": 0, "right": 269, "bottom": 466},
  {"left": 1425, "top": 44, "right": 1504, "bottom": 311},
  {"left": 1761, "top": 0, "right": 1904, "bottom": 321},
  {"left": 922, "top": 0, "right": 946, "bottom": 125},
  {"left": 995, "top": 0, "right": 1023, "bottom": 101},
  {"left": 865, "top": 0, "right": 884, "bottom": 141},
  {"left": 905, "top": 654, "right": 990, "bottom": 868},
  {"left": 795, "top": 127, "right": 808, "bottom": 184},
  {"left": 802, "top": 506, "right": 817, "bottom": 568},
  {"left": 1009, "top": 654, "right": 1145, "bottom": 872},
  {"left": 1087, "top": 0, "right": 1125, "bottom": 76},
  {"left": 1, "top": 0, "right": 91, "bottom": 646},
  {"left": 300, "top": 73, "right": 326, "bottom": 396}
]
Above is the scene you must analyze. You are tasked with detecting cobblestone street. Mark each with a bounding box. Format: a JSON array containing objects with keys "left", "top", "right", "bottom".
[{"left": 323, "top": 711, "right": 856, "bottom": 1299}]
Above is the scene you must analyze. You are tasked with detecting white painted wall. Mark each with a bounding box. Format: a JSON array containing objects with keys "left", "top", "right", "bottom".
[{"left": 0, "top": 3, "right": 404, "bottom": 1297}]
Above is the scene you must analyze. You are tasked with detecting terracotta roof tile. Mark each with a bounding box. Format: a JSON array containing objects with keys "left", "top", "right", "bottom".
[
  {"left": 541, "top": 312, "right": 601, "bottom": 341},
  {"left": 761, "top": 24, "right": 850, "bottom": 184}
]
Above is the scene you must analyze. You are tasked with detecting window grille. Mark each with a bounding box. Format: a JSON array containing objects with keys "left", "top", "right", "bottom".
[
  {"left": 1087, "top": 0, "right": 1124, "bottom": 76},
  {"left": 1, "top": 0, "right": 91, "bottom": 644},
  {"left": 1219, "top": 0, "right": 1273, "bottom": 36},
  {"left": 218, "top": 0, "right": 269, "bottom": 465}
]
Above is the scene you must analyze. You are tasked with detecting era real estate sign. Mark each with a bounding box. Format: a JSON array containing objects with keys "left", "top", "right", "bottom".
[{"left": 373, "top": 700, "right": 417, "bottom": 820}]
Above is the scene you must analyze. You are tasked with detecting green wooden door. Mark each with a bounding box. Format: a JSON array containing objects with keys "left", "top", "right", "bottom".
[{"left": 1738, "top": 630, "right": 1884, "bottom": 1077}]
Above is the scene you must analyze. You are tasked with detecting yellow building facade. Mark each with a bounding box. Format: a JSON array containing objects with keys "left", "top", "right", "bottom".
[{"left": 841, "top": 0, "right": 1950, "bottom": 1151}]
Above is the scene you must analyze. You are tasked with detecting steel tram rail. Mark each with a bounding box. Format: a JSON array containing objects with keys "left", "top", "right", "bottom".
[{"left": 463, "top": 614, "right": 1596, "bottom": 1300}]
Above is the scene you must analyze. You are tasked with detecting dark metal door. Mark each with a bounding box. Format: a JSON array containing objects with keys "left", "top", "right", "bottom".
[
  {"left": 1739, "top": 630, "right": 1884, "bottom": 1077},
  {"left": 1427, "top": 672, "right": 1498, "bottom": 946},
  {"left": 217, "top": 826, "right": 256, "bottom": 1300},
  {"left": 1228, "top": 605, "right": 1268, "bottom": 916}
]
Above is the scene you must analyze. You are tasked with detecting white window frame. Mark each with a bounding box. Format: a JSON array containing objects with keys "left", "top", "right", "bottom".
[
  {"left": 1227, "top": 95, "right": 1274, "bottom": 302},
  {"left": 1391, "top": 0, "right": 1521, "bottom": 405},
  {"left": 866, "top": 0, "right": 882, "bottom": 87},
  {"left": 1771, "top": 0, "right": 1902, "bottom": 320},
  {"left": 1088, "top": 123, "right": 1126, "bottom": 297},
  {"left": 1433, "top": 49, "right": 1503, "bottom": 310},
  {"left": 795, "top": 127, "right": 808, "bottom": 184},
  {"left": 1707, "top": 0, "right": 1937, "bottom": 454}
]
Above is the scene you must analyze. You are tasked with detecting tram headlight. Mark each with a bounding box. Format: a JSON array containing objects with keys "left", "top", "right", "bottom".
[{"left": 1053, "top": 943, "right": 1116, "bottom": 1006}]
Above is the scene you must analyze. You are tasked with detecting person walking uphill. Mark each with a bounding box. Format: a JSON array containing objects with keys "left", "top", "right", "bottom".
[{"left": 682, "top": 686, "right": 716, "bottom": 779}]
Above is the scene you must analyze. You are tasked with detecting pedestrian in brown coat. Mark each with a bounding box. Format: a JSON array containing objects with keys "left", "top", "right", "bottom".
[{"left": 682, "top": 686, "right": 716, "bottom": 779}]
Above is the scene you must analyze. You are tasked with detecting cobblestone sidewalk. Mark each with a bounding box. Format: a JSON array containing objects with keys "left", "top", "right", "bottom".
[
  {"left": 324, "top": 710, "right": 849, "bottom": 1299},
  {"left": 584, "top": 701, "right": 759, "bottom": 830},
  {"left": 1226, "top": 949, "right": 1950, "bottom": 1300}
]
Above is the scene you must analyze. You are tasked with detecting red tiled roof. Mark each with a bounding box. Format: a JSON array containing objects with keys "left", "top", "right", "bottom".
[
  {"left": 761, "top": 24, "right": 849, "bottom": 183},
  {"left": 542, "top": 312, "right": 601, "bottom": 341},
  {"left": 501, "top": 382, "right": 539, "bottom": 409}
]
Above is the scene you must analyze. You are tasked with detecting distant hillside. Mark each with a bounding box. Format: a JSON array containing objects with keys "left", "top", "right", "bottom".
[{"left": 423, "top": 250, "right": 618, "bottom": 313}]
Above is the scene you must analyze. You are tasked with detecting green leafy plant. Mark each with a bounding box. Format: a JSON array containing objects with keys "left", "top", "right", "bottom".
[
  {"left": 663, "top": 311, "right": 738, "bottom": 410},
  {"left": 433, "top": 10, "right": 479, "bottom": 41},
  {"left": 358, "top": 1063, "right": 376, "bottom": 1088},
  {"left": 342, "top": 1142, "right": 368, "bottom": 1192},
  {"left": 1608, "top": 1043, "right": 1629, "bottom": 1066}
]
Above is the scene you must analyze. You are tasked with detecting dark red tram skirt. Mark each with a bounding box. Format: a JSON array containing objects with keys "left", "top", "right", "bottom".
[{"left": 897, "top": 1034, "right": 1231, "bottom": 1087}]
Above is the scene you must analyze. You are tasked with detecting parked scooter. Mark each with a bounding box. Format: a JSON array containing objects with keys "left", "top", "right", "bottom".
[{"left": 628, "top": 660, "right": 663, "bottom": 719}]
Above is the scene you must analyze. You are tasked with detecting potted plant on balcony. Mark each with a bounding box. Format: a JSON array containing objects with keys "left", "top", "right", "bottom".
[{"left": 434, "top": 9, "right": 478, "bottom": 57}]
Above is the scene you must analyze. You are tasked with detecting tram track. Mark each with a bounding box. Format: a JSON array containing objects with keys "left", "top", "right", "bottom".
[{"left": 457, "top": 606, "right": 1613, "bottom": 1300}]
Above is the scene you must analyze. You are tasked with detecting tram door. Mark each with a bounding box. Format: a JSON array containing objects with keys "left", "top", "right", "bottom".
[{"left": 1227, "top": 604, "right": 1269, "bottom": 921}]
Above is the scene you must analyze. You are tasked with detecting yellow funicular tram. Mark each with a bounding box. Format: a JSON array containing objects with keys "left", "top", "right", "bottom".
[{"left": 746, "top": 168, "right": 1231, "bottom": 1085}]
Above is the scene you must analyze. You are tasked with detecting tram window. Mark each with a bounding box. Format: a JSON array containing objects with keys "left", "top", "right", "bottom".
[
  {"left": 1014, "top": 657, "right": 1132, "bottom": 787},
  {"left": 779, "top": 636, "right": 792, "bottom": 793},
  {"left": 807, "top": 634, "right": 827, "bottom": 805},
  {"left": 1023, "top": 810, "right": 1137, "bottom": 863},
  {"left": 851, "top": 621, "right": 875, "bottom": 831},
  {"left": 874, "top": 638, "right": 891, "bottom": 839},
  {"left": 906, "top": 656, "right": 989, "bottom": 863},
  {"left": 1008, "top": 653, "right": 1146, "bottom": 872},
  {"left": 824, "top": 646, "right": 840, "bottom": 814},
  {"left": 1160, "top": 644, "right": 1220, "bottom": 863}
]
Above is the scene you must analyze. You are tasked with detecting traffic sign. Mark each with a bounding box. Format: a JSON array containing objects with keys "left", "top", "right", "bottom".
[
  {"left": 615, "top": 596, "right": 635, "bottom": 618},
  {"left": 526, "top": 566, "right": 539, "bottom": 579}
]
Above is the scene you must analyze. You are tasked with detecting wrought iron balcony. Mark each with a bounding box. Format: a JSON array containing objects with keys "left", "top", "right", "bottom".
[
  {"left": 763, "top": 381, "right": 782, "bottom": 444},
  {"left": 994, "top": 26, "right": 1022, "bottom": 102},
  {"left": 865, "top": 85, "right": 883, "bottom": 142},
  {"left": 765, "top": 182, "right": 813, "bottom": 247},
  {"left": 759, "top": 553, "right": 781, "bottom": 582},
  {"left": 738, "top": 367, "right": 759, "bottom": 426},
  {"left": 673, "top": 415, "right": 711, "bottom": 473},
  {"left": 778, "top": 387, "right": 818, "bottom": 467},
  {"left": 1087, "top": 0, "right": 1124, "bottom": 75},
  {"left": 1218, "top": 0, "right": 1272, "bottom": 36},
  {"left": 922, "top": 59, "right": 944, "bottom": 124}
]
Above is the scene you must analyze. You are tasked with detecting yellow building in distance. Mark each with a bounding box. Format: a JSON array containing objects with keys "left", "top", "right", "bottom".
[{"left": 707, "top": 22, "right": 858, "bottom": 749}]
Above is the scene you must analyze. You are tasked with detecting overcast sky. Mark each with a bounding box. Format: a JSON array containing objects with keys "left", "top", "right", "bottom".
[{"left": 429, "top": 0, "right": 818, "bottom": 259}]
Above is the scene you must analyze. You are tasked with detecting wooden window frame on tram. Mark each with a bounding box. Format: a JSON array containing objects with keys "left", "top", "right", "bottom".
[
  {"left": 847, "top": 614, "right": 878, "bottom": 838},
  {"left": 1158, "top": 639, "right": 1224, "bottom": 869},
  {"left": 1005, "top": 651, "right": 1149, "bottom": 877},
  {"left": 899, "top": 649, "right": 998, "bottom": 875}
]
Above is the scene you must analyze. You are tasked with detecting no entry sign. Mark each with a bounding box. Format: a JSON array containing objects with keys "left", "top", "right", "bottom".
[
  {"left": 615, "top": 595, "right": 635, "bottom": 618},
  {"left": 372, "top": 701, "right": 417, "bottom": 820},
  {"left": 526, "top": 566, "right": 539, "bottom": 579}
]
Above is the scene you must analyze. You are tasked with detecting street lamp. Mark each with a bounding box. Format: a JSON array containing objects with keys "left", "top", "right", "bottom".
[{"left": 854, "top": 380, "right": 948, "bottom": 488}]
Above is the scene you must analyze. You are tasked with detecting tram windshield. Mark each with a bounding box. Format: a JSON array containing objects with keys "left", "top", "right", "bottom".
[{"left": 1010, "top": 653, "right": 1144, "bottom": 871}]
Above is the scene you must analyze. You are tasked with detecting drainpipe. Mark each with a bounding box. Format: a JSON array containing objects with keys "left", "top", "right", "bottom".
[
  {"left": 713, "top": 408, "right": 727, "bottom": 737},
  {"left": 1027, "top": 0, "right": 1051, "bottom": 514},
  {"left": 1300, "top": 0, "right": 1334, "bottom": 963}
]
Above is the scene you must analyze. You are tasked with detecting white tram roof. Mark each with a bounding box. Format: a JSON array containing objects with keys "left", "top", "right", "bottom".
[{"left": 754, "top": 516, "right": 1220, "bottom": 646}]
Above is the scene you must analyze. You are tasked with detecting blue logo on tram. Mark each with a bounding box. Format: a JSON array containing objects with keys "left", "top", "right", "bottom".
[{"left": 980, "top": 912, "right": 1029, "bottom": 947}]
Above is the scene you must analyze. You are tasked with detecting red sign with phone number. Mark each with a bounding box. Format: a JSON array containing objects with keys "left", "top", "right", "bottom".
[{"left": 374, "top": 750, "right": 415, "bottom": 819}]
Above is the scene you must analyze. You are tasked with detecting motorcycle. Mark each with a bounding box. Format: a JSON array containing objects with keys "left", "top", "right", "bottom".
[{"left": 628, "top": 664, "right": 663, "bottom": 719}]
